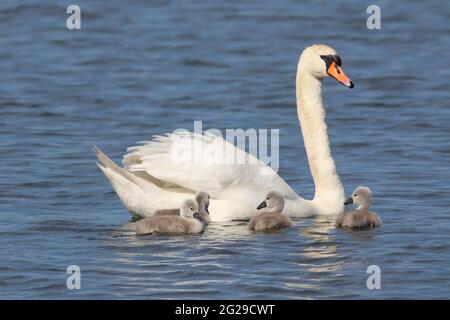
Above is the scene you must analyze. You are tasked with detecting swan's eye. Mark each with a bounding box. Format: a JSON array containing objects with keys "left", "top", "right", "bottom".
[
  {"left": 266, "top": 197, "right": 270, "bottom": 200},
  {"left": 354, "top": 194, "right": 358, "bottom": 197},
  {"left": 190, "top": 207, "right": 194, "bottom": 211}
]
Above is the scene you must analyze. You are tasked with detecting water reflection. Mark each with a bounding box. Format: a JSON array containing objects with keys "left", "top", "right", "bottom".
[
  {"left": 282, "top": 216, "right": 345, "bottom": 295},
  {"left": 337, "top": 227, "right": 378, "bottom": 241}
]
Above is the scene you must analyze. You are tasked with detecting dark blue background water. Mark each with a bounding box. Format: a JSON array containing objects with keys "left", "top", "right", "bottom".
[{"left": 0, "top": 0, "right": 449, "bottom": 299}]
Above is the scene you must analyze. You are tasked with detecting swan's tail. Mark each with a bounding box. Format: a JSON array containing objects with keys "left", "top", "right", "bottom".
[{"left": 93, "top": 145, "right": 163, "bottom": 219}]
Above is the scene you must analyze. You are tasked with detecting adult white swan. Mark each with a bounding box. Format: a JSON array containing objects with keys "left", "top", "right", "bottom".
[{"left": 95, "top": 44, "right": 354, "bottom": 221}]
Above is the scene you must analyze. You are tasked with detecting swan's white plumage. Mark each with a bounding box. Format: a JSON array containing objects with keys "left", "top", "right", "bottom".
[
  {"left": 94, "top": 146, "right": 188, "bottom": 219},
  {"left": 96, "top": 135, "right": 309, "bottom": 221},
  {"left": 117, "top": 131, "right": 309, "bottom": 221},
  {"left": 123, "top": 131, "right": 298, "bottom": 198},
  {"left": 95, "top": 44, "right": 349, "bottom": 221}
]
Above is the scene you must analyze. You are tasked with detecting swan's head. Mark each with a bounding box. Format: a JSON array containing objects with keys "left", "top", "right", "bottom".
[
  {"left": 257, "top": 191, "right": 285, "bottom": 213},
  {"left": 300, "top": 44, "right": 354, "bottom": 88},
  {"left": 344, "top": 186, "right": 372, "bottom": 209},
  {"left": 195, "top": 191, "right": 211, "bottom": 224},
  {"left": 180, "top": 199, "right": 203, "bottom": 222}
]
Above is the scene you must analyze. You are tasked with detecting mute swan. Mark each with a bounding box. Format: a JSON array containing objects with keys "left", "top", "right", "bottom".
[
  {"left": 132, "top": 199, "right": 206, "bottom": 235},
  {"left": 94, "top": 44, "right": 354, "bottom": 221},
  {"left": 249, "top": 191, "right": 293, "bottom": 231},
  {"left": 154, "top": 191, "right": 211, "bottom": 225},
  {"left": 336, "top": 187, "right": 381, "bottom": 228}
]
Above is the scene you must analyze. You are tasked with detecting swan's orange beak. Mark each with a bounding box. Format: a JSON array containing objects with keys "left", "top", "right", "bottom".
[{"left": 327, "top": 62, "right": 354, "bottom": 88}]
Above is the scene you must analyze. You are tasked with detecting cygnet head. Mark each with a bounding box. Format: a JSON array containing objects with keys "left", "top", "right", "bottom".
[
  {"left": 299, "top": 44, "right": 354, "bottom": 88},
  {"left": 195, "top": 191, "right": 211, "bottom": 224},
  {"left": 257, "top": 191, "right": 285, "bottom": 213},
  {"left": 344, "top": 186, "right": 372, "bottom": 210},
  {"left": 180, "top": 199, "right": 202, "bottom": 222}
]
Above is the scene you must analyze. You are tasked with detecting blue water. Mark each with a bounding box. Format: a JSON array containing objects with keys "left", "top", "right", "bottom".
[{"left": 0, "top": 0, "right": 449, "bottom": 299}]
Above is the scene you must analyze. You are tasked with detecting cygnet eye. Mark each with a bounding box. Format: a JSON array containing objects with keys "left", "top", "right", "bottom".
[
  {"left": 190, "top": 207, "right": 194, "bottom": 211},
  {"left": 354, "top": 194, "right": 358, "bottom": 197},
  {"left": 266, "top": 197, "right": 270, "bottom": 200}
]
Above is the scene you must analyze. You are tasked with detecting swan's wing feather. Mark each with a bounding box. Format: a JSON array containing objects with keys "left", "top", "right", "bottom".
[
  {"left": 123, "top": 132, "right": 297, "bottom": 198},
  {"left": 94, "top": 146, "right": 189, "bottom": 218}
]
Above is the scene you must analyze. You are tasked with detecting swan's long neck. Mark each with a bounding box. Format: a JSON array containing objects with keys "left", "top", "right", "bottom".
[{"left": 296, "top": 66, "right": 345, "bottom": 214}]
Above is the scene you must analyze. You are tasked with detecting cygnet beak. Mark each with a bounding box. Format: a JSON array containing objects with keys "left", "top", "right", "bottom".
[
  {"left": 344, "top": 197, "right": 354, "bottom": 205},
  {"left": 257, "top": 201, "right": 267, "bottom": 210}
]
